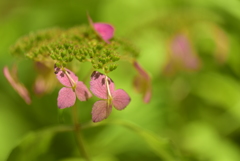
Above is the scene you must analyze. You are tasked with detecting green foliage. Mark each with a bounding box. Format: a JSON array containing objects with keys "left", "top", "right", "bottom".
[{"left": 7, "top": 126, "right": 72, "bottom": 161}]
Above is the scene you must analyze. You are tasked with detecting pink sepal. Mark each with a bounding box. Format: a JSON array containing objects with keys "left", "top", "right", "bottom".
[
  {"left": 76, "top": 81, "right": 92, "bottom": 101},
  {"left": 57, "top": 87, "right": 76, "bottom": 109},
  {"left": 92, "top": 100, "right": 112, "bottom": 122},
  {"left": 113, "top": 89, "right": 131, "bottom": 110}
]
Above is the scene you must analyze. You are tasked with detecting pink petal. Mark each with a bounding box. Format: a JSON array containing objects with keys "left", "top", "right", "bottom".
[
  {"left": 3, "top": 66, "right": 31, "bottom": 104},
  {"left": 75, "top": 81, "right": 92, "bottom": 101},
  {"left": 112, "top": 89, "right": 131, "bottom": 110},
  {"left": 92, "top": 100, "right": 112, "bottom": 122},
  {"left": 57, "top": 87, "right": 76, "bottom": 109},
  {"left": 90, "top": 71, "right": 115, "bottom": 99},
  {"left": 87, "top": 14, "right": 114, "bottom": 44},
  {"left": 54, "top": 67, "right": 78, "bottom": 87},
  {"left": 93, "top": 23, "right": 114, "bottom": 43}
]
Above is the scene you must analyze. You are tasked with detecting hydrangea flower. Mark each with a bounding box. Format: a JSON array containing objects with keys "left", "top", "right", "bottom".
[
  {"left": 133, "top": 61, "right": 152, "bottom": 103},
  {"left": 90, "top": 71, "right": 131, "bottom": 122},
  {"left": 3, "top": 66, "right": 31, "bottom": 104},
  {"left": 54, "top": 66, "right": 92, "bottom": 109},
  {"left": 88, "top": 14, "right": 114, "bottom": 44}
]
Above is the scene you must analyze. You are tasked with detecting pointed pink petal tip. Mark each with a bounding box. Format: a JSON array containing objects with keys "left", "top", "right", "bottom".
[
  {"left": 92, "top": 100, "right": 112, "bottom": 123},
  {"left": 57, "top": 87, "right": 76, "bottom": 109},
  {"left": 54, "top": 67, "right": 78, "bottom": 87},
  {"left": 113, "top": 89, "right": 131, "bottom": 110},
  {"left": 3, "top": 66, "right": 31, "bottom": 104}
]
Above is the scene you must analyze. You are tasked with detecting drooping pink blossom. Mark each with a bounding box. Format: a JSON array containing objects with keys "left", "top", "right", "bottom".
[
  {"left": 90, "top": 71, "right": 131, "bottom": 122},
  {"left": 54, "top": 66, "right": 92, "bottom": 109},
  {"left": 3, "top": 66, "right": 31, "bottom": 104},
  {"left": 88, "top": 14, "right": 114, "bottom": 44},
  {"left": 133, "top": 61, "right": 152, "bottom": 103}
]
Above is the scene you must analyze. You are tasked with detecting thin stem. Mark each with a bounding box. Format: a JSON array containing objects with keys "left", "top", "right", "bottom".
[
  {"left": 72, "top": 103, "right": 91, "bottom": 161},
  {"left": 105, "top": 76, "right": 112, "bottom": 99},
  {"left": 82, "top": 68, "right": 94, "bottom": 83}
]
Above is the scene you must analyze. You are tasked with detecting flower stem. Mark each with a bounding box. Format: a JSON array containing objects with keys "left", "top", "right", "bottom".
[{"left": 72, "top": 103, "right": 91, "bottom": 161}]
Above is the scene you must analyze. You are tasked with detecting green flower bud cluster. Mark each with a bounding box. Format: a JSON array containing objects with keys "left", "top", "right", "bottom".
[{"left": 10, "top": 25, "right": 139, "bottom": 73}]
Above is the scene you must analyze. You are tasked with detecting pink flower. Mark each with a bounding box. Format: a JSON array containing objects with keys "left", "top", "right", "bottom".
[
  {"left": 133, "top": 61, "right": 152, "bottom": 103},
  {"left": 88, "top": 14, "right": 114, "bottom": 44},
  {"left": 90, "top": 71, "right": 131, "bottom": 122},
  {"left": 54, "top": 66, "right": 92, "bottom": 109},
  {"left": 3, "top": 66, "right": 31, "bottom": 104}
]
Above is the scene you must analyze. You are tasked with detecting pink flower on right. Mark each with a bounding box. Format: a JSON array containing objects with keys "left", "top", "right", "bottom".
[{"left": 90, "top": 71, "right": 131, "bottom": 122}]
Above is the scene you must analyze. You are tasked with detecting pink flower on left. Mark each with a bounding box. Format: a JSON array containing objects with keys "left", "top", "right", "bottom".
[{"left": 54, "top": 66, "right": 92, "bottom": 109}]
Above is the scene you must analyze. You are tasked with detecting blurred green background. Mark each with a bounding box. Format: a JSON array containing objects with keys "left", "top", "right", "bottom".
[{"left": 1, "top": 0, "right": 240, "bottom": 160}]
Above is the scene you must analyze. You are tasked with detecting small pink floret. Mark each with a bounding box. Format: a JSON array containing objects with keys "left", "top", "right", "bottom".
[
  {"left": 55, "top": 67, "right": 92, "bottom": 108},
  {"left": 93, "top": 23, "right": 114, "bottom": 43},
  {"left": 88, "top": 14, "right": 114, "bottom": 44}
]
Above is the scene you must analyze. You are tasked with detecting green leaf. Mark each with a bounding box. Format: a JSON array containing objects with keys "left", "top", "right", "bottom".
[
  {"left": 82, "top": 120, "right": 180, "bottom": 161},
  {"left": 60, "top": 154, "right": 118, "bottom": 161},
  {"left": 192, "top": 72, "right": 240, "bottom": 120},
  {"left": 7, "top": 125, "right": 72, "bottom": 161}
]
